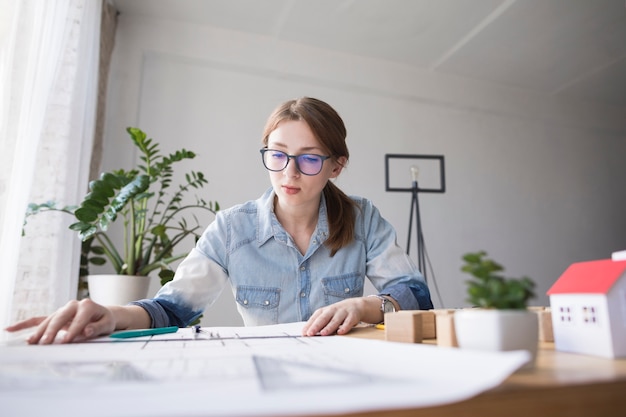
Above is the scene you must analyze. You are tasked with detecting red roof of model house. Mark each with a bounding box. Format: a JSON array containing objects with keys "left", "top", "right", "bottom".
[{"left": 547, "top": 259, "right": 626, "bottom": 295}]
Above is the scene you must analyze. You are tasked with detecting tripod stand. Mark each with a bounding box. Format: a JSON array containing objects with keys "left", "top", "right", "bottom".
[{"left": 406, "top": 180, "right": 427, "bottom": 283}]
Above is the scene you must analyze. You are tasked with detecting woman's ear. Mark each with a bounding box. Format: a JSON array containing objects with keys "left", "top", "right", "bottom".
[{"left": 330, "top": 156, "right": 347, "bottom": 178}]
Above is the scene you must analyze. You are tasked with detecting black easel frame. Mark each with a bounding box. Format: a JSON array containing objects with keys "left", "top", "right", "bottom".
[{"left": 384, "top": 154, "right": 446, "bottom": 283}]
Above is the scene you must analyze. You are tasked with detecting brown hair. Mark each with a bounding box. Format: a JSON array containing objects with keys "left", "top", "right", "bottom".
[{"left": 262, "top": 97, "right": 357, "bottom": 256}]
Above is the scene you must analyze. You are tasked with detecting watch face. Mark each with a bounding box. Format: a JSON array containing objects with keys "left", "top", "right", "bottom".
[{"left": 383, "top": 299, "right": 395, "bottom": 313}]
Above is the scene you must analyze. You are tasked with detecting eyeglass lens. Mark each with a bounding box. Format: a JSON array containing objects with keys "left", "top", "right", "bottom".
[{"left": 261, "top": 149, "right": 327, "bottom": 176}]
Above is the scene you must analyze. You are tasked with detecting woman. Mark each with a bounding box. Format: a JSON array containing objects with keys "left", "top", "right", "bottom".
[{"left": 7, "top": 97, "right": 433, "bottom": 344}]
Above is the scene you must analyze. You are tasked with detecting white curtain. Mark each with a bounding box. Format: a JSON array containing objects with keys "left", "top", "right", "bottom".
[{"left": 0, "top": 0, "right": 102, "bottom": 332}]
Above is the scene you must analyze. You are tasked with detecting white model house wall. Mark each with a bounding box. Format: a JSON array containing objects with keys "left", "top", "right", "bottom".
[
  {"left": 607, "top": 282, "right": 626, "bottom": 357},
  {"left": 550, "top": 293, "right": 619, "bottom": 358}
]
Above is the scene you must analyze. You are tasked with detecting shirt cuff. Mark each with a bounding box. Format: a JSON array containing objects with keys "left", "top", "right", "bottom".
[
  {"left": 129, "top": 299, "right": 171, "bottom": 328},
  {"left": 380, "top": 280, "right": 433, "bottom": 310}
]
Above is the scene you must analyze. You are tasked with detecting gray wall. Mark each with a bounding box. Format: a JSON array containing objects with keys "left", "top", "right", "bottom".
[{"left": 101, "top": 15, "right": 626, "bottom": 326}]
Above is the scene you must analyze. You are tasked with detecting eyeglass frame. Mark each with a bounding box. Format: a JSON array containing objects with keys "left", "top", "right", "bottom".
[{"left": 259, "top": 148, "right": 332, "bottom": 176}]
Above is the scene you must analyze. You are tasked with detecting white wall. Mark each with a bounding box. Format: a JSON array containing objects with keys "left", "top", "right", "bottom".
[{"left": 102, "top": 15, "right": 626, "bottom": 326}]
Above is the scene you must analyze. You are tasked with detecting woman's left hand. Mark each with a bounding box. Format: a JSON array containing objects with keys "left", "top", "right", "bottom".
[{"left": 301, "top": 296, "right": 384, "bottom": 336}]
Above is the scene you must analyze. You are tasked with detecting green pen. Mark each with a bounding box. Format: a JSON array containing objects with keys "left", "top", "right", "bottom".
[{"left": 109, "top": 326, "right": 179, "bottom": 339}]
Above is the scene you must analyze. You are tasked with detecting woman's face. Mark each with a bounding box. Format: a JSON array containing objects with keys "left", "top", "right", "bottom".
[{"left": 266, "top": 120, "right": 344, "bottom": 212}]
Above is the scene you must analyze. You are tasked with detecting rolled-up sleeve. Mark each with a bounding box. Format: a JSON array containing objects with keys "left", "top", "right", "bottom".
[
  {"left": 359, "top": 198, "right": 433, "bottom": 311},
  {"left": 129, "top": 299, "right": 173, "bottom": 328},
  {"left": 379, "top": 280, "right": 433, "bottom": 310}
]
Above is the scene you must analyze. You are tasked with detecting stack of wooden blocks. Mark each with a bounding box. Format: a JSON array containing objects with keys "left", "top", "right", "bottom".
[
  {"left": 383, "top": 307, "right": 553, "bottom": 345},
  {"left": 383, "top": 310, "right": 435, "bottom": 343}
]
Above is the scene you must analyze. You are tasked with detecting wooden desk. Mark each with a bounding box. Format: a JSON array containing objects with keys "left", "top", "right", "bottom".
[{"left": 326, "top": 326, "right": 626, "bottom": 417}]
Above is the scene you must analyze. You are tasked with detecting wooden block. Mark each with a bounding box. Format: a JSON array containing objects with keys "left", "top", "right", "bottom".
[
  {"left": 527, "top": 306, "right": 553, "bottom": 342},
  {"left": 434, "top": 309, "right": 458, "bottom": 347},
  {"left": 384, "top": 311, "right": 422, "bottom": 343},
  {"left": 537, "top": 308, "right": 554, "bottom": 342},
  {"left": 416, "top": 310, "right": 436, "bottom": 339}
]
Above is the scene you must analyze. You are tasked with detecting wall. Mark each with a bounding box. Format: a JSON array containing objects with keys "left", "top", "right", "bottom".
[{"left": 101, "top": 15, "right": 626, "bottom": 326}]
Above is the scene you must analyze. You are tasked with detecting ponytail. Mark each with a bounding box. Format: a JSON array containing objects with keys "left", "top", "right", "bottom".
[{"left": 323, "top": 181, "right": 357, "bottom": 256}]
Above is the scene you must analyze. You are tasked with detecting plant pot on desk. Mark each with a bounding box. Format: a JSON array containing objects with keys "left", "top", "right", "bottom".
[
  {"left": 87, "top": 274, "right": 152, "bottom": 306},
  {"left": 454, "top": 309, "right": 539, "bottom": 368}
]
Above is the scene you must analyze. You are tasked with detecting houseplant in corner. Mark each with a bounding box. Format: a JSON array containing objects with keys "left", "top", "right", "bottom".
[
  {"left": 24, "top": 127, "right": 219, "bottom": 305},
  {"left": 454, "top": 251, "right": 538, "bottom": 366}
]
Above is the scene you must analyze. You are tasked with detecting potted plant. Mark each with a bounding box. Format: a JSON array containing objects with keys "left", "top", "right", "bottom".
[
  {"left": 24, "top": 127, "right": 219, "bottom": 305},
  {"left": 454, "top": 251, "right": 538, "bottom": 367}
]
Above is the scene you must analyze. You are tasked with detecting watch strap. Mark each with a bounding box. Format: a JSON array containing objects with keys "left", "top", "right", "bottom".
[{"left": 368, "top": 294, "right": 395, "bottom": 315}]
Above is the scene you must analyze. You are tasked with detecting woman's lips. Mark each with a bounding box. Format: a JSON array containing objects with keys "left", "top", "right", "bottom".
[{"left": 282, "top": 185, "right": 300, "bottom": 195}]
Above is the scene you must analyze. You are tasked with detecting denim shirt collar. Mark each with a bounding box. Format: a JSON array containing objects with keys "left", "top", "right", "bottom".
[{"left": 257, "top": 188, "right": 330, "bottom": 250}]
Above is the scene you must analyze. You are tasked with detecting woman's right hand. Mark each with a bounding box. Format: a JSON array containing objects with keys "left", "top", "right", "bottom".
[{"left": 5, "top": 298, "right": 116, "bottom": 344}]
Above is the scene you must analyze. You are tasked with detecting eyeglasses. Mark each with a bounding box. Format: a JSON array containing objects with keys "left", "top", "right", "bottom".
[{"left": 260, "top": 148, "right": 331, "bottom": 176}]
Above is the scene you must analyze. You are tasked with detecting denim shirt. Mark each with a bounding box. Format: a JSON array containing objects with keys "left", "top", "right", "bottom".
[{"left": 132, "top": 188, "right": 432, "bottom": 327}]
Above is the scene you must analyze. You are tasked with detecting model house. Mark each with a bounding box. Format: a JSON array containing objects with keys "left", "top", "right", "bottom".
[{"left": 547, "top": 259, "right": 626, "bottom": 358}]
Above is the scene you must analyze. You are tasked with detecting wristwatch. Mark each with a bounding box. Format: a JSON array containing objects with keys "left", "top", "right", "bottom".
[{"left": 369, "top": 294, "right": 396, "bottom": 314}]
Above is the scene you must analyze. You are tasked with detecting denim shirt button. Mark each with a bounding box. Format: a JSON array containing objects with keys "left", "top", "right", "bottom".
[
  {"left": 264, "top": 300, "right": 270, "bottom": 305},
  {"left": 300, "top": 266, "right": 306, "bottom": 271},
  {"left": 300, "top": 292, "right": 306, "bottom": 298},
  {"left": 243, "top": 299, "right": 248, "bottom": 305},
  {"left": 344, "top": 287, "right": 350, "bottom": 293}
]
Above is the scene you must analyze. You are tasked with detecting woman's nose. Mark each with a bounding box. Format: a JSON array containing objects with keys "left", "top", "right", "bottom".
[{"left": 283, "top": 157, "right": 300, "bottom": 177}]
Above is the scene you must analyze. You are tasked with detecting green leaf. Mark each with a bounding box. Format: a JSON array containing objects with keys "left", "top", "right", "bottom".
[
  {"left": 159, "top": 269, "right": 175, "bottom": 286},
  {"left": 151, "top": 224, "right": 166, "bottom": 237},
  {"left": 69, "top": 221, "right": 89, "bottom": 232},
  {"left": 89, "top": 177, "right": 115, "bottom": 198},
  {"left": 74, "top": 207, "right": 98, "bottom": 223},
  {"left": 78, "top": 225, "right": 98, "bottom": 241},
  {"left": 108, "top": 175, "right": 150, "bottom": 213},
  {"left": 89, "top": 256, "right": 107, "bottom": 266},
  {"left": 90, "top": 245, "right": 106, "bottom": 255}
]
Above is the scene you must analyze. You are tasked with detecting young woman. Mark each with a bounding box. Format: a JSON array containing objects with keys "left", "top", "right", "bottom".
[{"left": 7, "top": 97, "right": 433, "bottom": 344}]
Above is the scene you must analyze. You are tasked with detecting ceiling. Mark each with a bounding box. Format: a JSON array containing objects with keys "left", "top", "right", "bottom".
[{"left": 113, "top": 0, "right": 626, "bottom": 109}]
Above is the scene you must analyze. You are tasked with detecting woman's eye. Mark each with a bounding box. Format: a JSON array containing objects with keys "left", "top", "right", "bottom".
[{"left": 301, "top": 155, "right": 320, "bottom": 163}]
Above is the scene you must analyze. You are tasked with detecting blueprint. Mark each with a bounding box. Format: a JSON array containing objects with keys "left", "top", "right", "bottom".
[{"left": 0, "top": 322, "right": 529, "bottom": 417}]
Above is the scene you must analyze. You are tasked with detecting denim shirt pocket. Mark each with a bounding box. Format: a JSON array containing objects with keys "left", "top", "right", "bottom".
[
  {"left": 321, "top": 273, "right": 364, "bottom": 305},
  {"left": 236, "top": 285, "right": 280, "bottom": 324}
]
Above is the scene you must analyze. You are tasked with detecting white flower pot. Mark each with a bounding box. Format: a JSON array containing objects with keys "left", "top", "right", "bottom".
[
  {"left": 454, "top": 309, "right": 538, "bottom": 368},
  {"left": 87, "top": 274, "right": 152, "bottom": 306}
]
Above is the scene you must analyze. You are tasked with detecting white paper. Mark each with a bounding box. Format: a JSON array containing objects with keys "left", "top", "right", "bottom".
[{"left": 0, "top": 322, "right": 529, "bottom": 417}]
